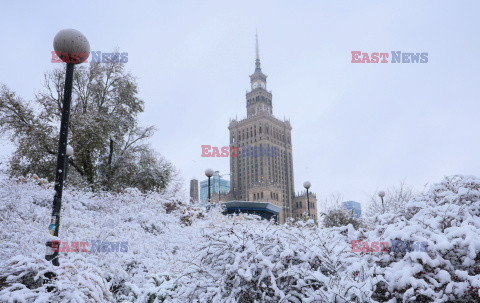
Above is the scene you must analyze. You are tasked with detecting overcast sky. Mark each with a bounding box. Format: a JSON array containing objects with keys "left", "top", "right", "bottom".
[{"left": 1, "top": 1, "right": 479, "bottom": 208}]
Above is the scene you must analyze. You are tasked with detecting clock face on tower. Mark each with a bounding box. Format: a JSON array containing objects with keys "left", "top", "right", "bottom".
[
  {"left": 260, "top": 82, "right": 266, "bottom": 89},
  {"left": 252, "top": 82, "right": 258, "bottom": 89}
]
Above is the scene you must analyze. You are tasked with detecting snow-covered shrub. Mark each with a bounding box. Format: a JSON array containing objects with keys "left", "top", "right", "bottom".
[
  {"left": 174, "top": 217, "right": 372, "bottom": 302},
  {"left": 0, "top": 174, "right": 187, "bottom": 302},
  {"left": 368, "top": 175, "right": 480, "bottom": 302},
  {"left": 0, "top": 255, "right": 114, "bottom": 302},
  {"left": 322, "top": 207, "right": 363, "bottom": 230},
  {"left": 2, "top": 173, "right": 480, "bottom": 302},
  {"left": 118, "top": 274, "right": 177, "bottom": 302}
]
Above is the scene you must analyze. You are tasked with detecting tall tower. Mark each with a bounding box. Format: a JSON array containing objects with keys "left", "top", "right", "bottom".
[
  {"left": 190, "top": 178, "right": 199, "bottom": 202},
  {"left": 228, "top": 33, "right": 295, "bottom": 223}
]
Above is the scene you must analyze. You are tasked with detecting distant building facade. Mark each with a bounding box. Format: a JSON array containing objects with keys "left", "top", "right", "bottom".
[
  {"left": 228, "top": 34, "right": 306, "bottom": 224},
  {"left": 200, "top": 171, "right": 230, "bottom": 203},
  {"left": 342, "top": 201, "right": 362, "bottom": 218},
  {"left": 189, "top": 178, "right": 199, "bottom": 202},
  {"left": 292, "top": 190, "right": 318, "bottom": 222}
]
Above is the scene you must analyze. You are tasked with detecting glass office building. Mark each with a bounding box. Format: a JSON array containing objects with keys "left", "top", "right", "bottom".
[
  {"left": 342, "top": 201, "right": 362, "bottom": 218},
  {"left": 200, "top": 171, "right": 230, "bottom": 203}
]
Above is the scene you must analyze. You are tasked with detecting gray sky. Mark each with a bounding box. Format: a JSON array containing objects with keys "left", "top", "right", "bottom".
[{"left": 1, "top": 1, "right": 479, "bottom": 208}]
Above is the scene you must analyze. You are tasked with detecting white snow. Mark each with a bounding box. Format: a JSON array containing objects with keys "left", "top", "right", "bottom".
[{"left": 0, "top": 174, "right": 479, "bottom": 302}]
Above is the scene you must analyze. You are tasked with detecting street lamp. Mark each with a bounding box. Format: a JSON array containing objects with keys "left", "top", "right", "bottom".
[
  {"left": 64, "top": 145, "right": 74, "bottom": 182},
  {"left": 303, "top": 181, "right": 311, "bottom": 218},
  {"left": 205, "top": 168, "right": 214, "bottom": 208},
  {"left": 378, "top": 190, "right": 385, "bottom": 211},
  {"left": 45, "top": 29, "right": 90, "bottom": 266}
]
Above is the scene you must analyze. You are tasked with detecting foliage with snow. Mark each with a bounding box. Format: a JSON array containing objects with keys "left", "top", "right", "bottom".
[
  {"left": 1, "top": 173, "right": 479, "bottom": 302},
  {"left": 0, "top": 61, "right": 176, "bottom": 193},
  {"left": 364, "top": 175, "right": 480, "bottom": 302}
]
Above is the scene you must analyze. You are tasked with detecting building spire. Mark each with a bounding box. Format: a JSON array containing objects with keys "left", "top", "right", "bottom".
[
  {"left": 256, "top": 29, "right": 259, "bottom": 60},
  {"left": 255, "top": 30, "right": 261, "bottom": 71}
]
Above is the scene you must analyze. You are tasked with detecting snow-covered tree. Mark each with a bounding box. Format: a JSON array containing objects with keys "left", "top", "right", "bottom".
[
  {"left": 366, "top": 181, "right": 414, "bottom": 217},
  {"left": 0, "top": 60, "right": 175, "bottom": 192},
  {"left": 318, "top": 194, "right": 363, "bottom": 229},
  {"left": 322, "top": 207, "right": 363, "bottom": 229}
]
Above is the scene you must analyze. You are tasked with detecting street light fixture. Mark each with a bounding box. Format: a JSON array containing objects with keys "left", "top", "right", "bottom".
[
  {"left": 64, "top": 145, "right": 74, "bottom": 182},
  {"left": 45, "top": 29, "right": 89, "bottom": 266},
  {"left": 303, "top": 181, "right": 311, "bottom": 218},
  {"left": 378, "top": 190, "right": 385, "bottom": 211},
  {"left": 205, "top": 168, "right": 214, "bottom": 209}
]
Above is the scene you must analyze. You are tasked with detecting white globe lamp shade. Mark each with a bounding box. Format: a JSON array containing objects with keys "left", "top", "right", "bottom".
[
  {"left": 66, "top": 145, "right": 74, "bottom": 157},
  {"left": 53, "top": 29, "right": 90, "bottom": 63},
  {"left": 205, "top": 168, "right": 214, "bottom": 177}
]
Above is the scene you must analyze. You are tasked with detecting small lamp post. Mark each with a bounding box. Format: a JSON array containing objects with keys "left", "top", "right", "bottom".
[
  {"left": 45, "top": 29, "right": 89, "bottom": 266},
  {"left": 64, "top": 145, "right": 74, "bottom": 182},
  {"left": 378, "top": 190, "right": 385, "bottom": 212},
  {"left": 303, "top": 181, "right": 311, "bottom": 218},
  {"left": 205, "top": 168, "right": 214, "bottom": 209}
]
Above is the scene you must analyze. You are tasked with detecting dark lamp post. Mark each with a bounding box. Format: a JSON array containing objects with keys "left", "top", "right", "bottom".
[
  {"left": 378, "top": 190, "right": 385, "bottom": 212},
  {"left": 303, "top": 181, "right": 311, "bottom": 218},
  {"left": 45, "top": 29, "right": 89, "bottom": 266},
  {"left": 205, "top": 168, "right": 214, "bottom": 209}
]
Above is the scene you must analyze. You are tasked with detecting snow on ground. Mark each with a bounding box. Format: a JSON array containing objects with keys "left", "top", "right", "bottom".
[{"left": 0, "top": 174, "right": 479, "bottom": 302}]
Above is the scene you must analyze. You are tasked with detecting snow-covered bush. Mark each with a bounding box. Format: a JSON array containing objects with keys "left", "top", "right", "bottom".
[
  {"left": 367, "top": 175, "right": 480, "bottom": 302},
  {"left": 1, "top": 173, "right": 480, "bottom": 302},
  {"left": 0, "top": 255, "right": 114, "bottom": 302},
  {"left": 174, "top": 218, "right": 372, "bottom": 302},
  {"left": 0, "top": 173, "right": 189, "bottom": 302},
  {"left": 322, "top": 207, "right": 363, "bottom": 230}
]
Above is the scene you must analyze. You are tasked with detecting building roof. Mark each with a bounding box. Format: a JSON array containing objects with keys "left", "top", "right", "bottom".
[{"left": 222, "top": 201, "right": 282, "bottom": 214}]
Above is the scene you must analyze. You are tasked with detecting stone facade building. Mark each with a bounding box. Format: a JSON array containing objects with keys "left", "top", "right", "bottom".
[
  {"left": 292, "top": 191, "right": 318, "bottom": 223},
  {"left": 228, "top": 34, "right": 311, "bottom": 223}
]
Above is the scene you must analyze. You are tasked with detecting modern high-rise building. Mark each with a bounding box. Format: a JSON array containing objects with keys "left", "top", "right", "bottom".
[
  {"left": 228, "top": 34, "right": 304, "bottom": 223},
  {"left": 200, "top": 171, "right": 230, "bottom": 203},
  {"left": 189, "top": 178, "right": 199, "bottom": 202}
]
